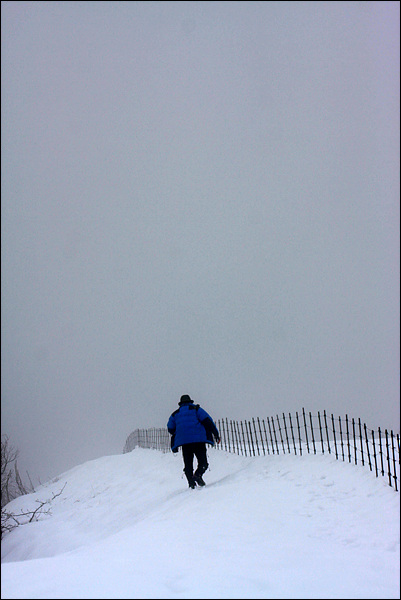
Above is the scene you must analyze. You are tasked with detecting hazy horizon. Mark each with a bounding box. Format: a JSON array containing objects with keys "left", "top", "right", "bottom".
[{"left": 1, "top": 1, "right": 399, "bottom": 484}]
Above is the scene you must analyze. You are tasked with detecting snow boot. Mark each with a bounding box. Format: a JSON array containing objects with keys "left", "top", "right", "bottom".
[
  {"left": 184, "top": 470, "right": 196, "bottom": 489},
  {"left": 193, "top": 472, "right": 206, "bottom": 487}
]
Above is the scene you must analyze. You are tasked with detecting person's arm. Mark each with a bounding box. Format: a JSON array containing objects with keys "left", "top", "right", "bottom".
[
  {"left": 197, "top": 408, "right": 220, "bottom": 442},
  {"left": 167, "top": 414, "right": 176, "bottom": 434}
]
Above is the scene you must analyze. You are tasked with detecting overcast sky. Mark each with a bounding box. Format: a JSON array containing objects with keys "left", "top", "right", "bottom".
[{"left": 1, "top": 1, "right": 399, "bottom": 484}]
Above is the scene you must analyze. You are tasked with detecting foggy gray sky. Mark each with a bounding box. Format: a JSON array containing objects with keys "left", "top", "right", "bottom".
[{"left": 1, "top": 1, "right": 399, "bottom": 484}]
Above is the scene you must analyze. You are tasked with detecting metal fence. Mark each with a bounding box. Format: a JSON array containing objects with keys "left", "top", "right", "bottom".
[{"left": 123, "top": 408, "right": 400, "bottom": 492}]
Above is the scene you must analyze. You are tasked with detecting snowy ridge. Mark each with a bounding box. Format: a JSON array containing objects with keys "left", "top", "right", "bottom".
[
  {"left": 1, "top": 448, "right": 400, "bottom": 599},
  {"left": 124, "top": 410, "right": 401, "bottom": 492}
]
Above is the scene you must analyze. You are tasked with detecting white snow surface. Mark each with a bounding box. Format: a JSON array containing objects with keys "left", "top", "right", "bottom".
[{"left": 1, "top": 447, "right": 400, "bottom": 599}]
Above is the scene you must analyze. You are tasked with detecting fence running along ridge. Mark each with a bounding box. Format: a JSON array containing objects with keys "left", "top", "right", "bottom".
[
  {"left": 123, "top": 409, "right": 400, "bottom": 492},
  {"left": 124, "top": 427, "right": 170, "bottom": 455}
]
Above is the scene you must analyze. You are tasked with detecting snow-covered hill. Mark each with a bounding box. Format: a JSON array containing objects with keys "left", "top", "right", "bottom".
[{"left": 1, "top": 448, "right": 400, "bottom": 599}]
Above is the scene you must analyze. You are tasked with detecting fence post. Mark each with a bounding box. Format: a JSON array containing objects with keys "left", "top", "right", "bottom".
[
  {"left": 267, "top": 417, "right": 275, "bottom": 454},
  {"left": 331, "top": 414, "right": 338, "bottom": 460},
  {"left": 309, "top": 412, "right": 316, "bottom": 454},
  {"left": 231, "top": 420, "right": 237, "bottom": 455},
  {"left": 236, "top": 421, "right": 243, "bottom": 455},
  {"left": 225, "top": 418, "right": 231, "bottom": 453},
  {"left": 247, "top": 420, "right": 256, "bottom": 456},
  {"left": 289, "top": 412, "right": 297, "bottom": 455},
  {"left": 243, "top": 420, "right": 248, "bottom": 455},
  {"left": 352, "top": 418, "right": 357, "bottom": 465},
  {"left": 238, "top": 420, "right": 244, "bottom": 455},
  {"left": 226, "top": 420, "right": 231, "bottom": 453},
  {"left": 232, "top": 419, "right": 237, "bottom": 454},
  {"left": 277, "top": 415, "right": 286, "bottom": 454},
  {"left": 222, "top": 419, "right": 227, "bottom": 452},
  {"left": 234, "top": 421, "right": 239, "bottom": 454},
  {"left": 296, "top": 411, "right": 302, "bottom": 455},
  {"left": 257, "top": 417, "right": 266, "bottom": 455},
  {"left": 244, "top": 419, "right": 248, "bottom": 456},
  {"left": 283, "top": 413, "right": 291, "bottom": 453},
  {"left": 303, "top": 408, "right": 310, "bottom": 454},
  {"left": 222, "top": 419, "right": 227, "bottom": 451},
  {"left": 271, "top": 416, "right": 280, "bottom": 454},
  {"left": 378, "top": 427, "right": 384, "bottom": 476},
  {"left": 244, "top": 420, "right": 251, "bottom": 455},
  {"left": 391, "top": 431, "right": 398, "bottom": 492},
  {"left": 240, "top": 421, "right": 247, "bottom": 456},
  {"left": 318, "top": 411, "right": 324, "bottom": 454},
  {"left": 324, "top": 410, "right": 331, "bottom": 454},
  {"left": 371, "top": 429, "right": 378, "bottom": 477},
  {"left": 229, "top": 420, "right": 234, "bottom": 454},
  {"left": 252, "top": 418, "right": 260, "bottom": 456},
  {"left": 385, "top": 430, "right": 392, "bottom": 487},
  {"left": 339, "top": 416, "right": 345, "bottom": 461},
  {"left": 262, "top": 418, "right": 270, "bottom": 455},
  {"left": 358, "top": 418, "right": 364, "bottom": 466},
  {"left": 364, "top": 424, "right": 372, "bottom": 471},
  {"left": 345, "top": 415, "right": 351, "bottom": 463}
]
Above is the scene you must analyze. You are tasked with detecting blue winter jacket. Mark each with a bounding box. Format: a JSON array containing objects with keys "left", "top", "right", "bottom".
[{"left": 167, "top": 400, "right": 220, "bottom": 452}]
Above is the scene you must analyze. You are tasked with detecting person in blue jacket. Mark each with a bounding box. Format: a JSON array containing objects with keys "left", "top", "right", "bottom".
[{"left": 167, "top": 394, "right": 220, "bottom": 488}]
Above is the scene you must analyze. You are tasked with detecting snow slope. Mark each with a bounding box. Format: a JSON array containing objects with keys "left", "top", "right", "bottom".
[{"left": 1, "top": 448, "right": 400, "bottom": 599}]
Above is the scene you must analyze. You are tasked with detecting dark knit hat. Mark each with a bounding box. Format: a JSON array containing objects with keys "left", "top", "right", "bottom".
[{"left": 179, "top": 394, "right": 193, "bottom": 405}]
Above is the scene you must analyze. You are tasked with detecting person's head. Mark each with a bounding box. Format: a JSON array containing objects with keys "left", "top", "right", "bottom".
[{"left": 179, "top": 394, "right": 194, "bottom": 405}]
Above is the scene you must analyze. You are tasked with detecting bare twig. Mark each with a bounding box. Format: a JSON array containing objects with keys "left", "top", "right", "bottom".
[
  {"left": 1, "top": 434, "right": 63, "bottom": 539},
  {"left": 1, "top": 482, "right": 67, "bottom": 538}
]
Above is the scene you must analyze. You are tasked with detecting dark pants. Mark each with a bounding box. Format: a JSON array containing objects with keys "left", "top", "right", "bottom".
[{"left": 182, "top": 442, "right": 209, "bottom": 481}]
